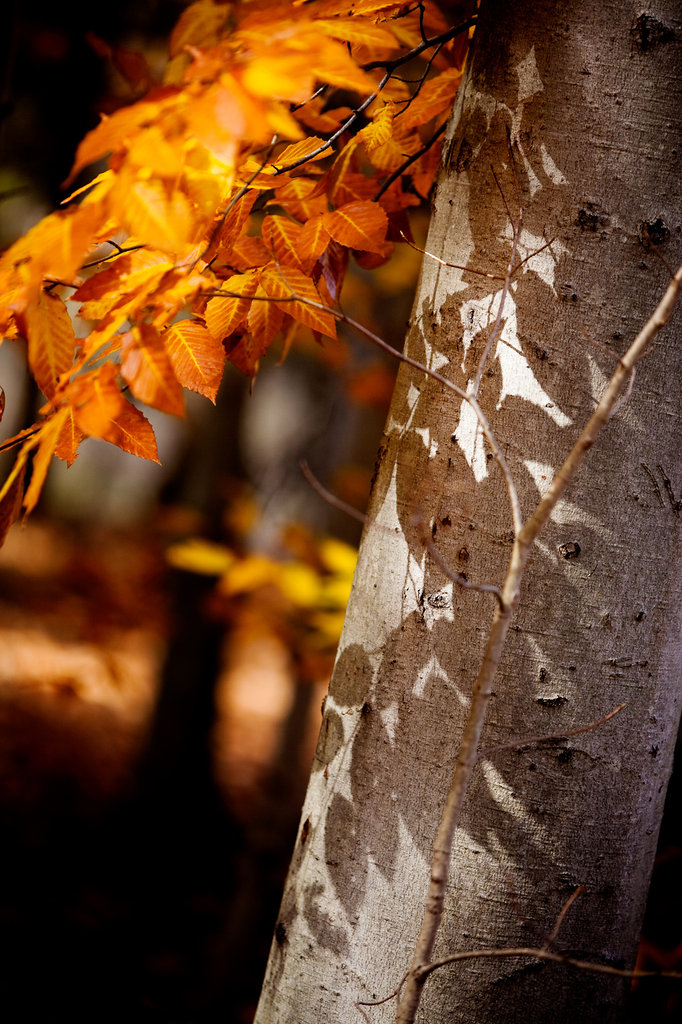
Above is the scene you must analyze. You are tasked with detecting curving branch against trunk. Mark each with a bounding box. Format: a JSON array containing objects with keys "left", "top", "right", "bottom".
[
  {"left": 396, "top": 262, "right": 682, "bottom": 1023},
  {"left": 254, "top": 2, "right": 682, "bottom": 1022}
]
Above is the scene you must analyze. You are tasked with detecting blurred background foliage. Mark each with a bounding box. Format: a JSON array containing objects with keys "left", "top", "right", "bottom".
[{"left": 0, "top": 3, "right": 679, "bottom": 1022}]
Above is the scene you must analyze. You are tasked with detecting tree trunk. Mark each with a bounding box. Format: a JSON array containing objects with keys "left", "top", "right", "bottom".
[{"left": 254, "top": 2, "right": 682, "bottom": 1021}]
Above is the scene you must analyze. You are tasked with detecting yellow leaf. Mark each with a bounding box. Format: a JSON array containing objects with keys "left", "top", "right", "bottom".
[
  {"left": 314, "top": 18, "right": 397, "bottom": 51},
  {"left": 241, "top": 54, "right": 316, "bottom": 104},
  {"left": 22, "top": 410, "right": 69, "bottom": 516},
  {"left": 273, "top": 137, "right": 328, "bottom": 170},
  {"left": 166, "top": 538, "right": 236, "bottom": 575},
  {"left": 359, "top": 101, "right": 394, "bottom": 152},
  {"left": 119, "top": 179, "right": 194, "bottom": 254},
  {"left": 0, "top": 458, "right": 27, "bottom": 548}
]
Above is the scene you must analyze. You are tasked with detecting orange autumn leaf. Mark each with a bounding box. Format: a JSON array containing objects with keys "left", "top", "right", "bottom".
[
  {"left": 273, "top": 137, "right": 328, "bottom": 170},
  {"left": 323, "top": 200, "right": 389, "bottom": 254},
  {"left": 224, "top": 330, "right": 273, "bottom": 377},
  {"left": 247, "top": 284, "right": 285, "bottom": 347},
  {"left": 396, "top": 67, "right": 463, "bottom": 132},
  {"left": 313, "top": 18, "right": 397, "bottom": 51},
  {"left": 298, "top": 216, "right": 332, "bottom": 263},
  {"left": 359, "top": 101, "right": 395, "bottom": 152},
  {"left": 54, "top": 407, "right": 84, "bottom": 466},
  {"left": 0, "top": 460, "right": 27, "bottom": 548},
  {"left": 164, "top": 319, "right": 226, "bottom": 402},
  {"left": 205, "top": 269, "right": 260, "bottom": 340},
  {"left": 105, "top": 400, "right": 160, "bottom": 462},
  {"left": 120, "top": 323, "right": 185, "bottom": 416},
  {"left": 19, "top": 292, "right": 76, "bottom": 399},
  {"left": 169, "top": 0, "right": 232, "bottom": 58},
  {"left": 262, "top": 215, "right": 311, "bottom": 273},
  {"left": 261, "top": 265, "right": 337, "bottom": 340},
  {"left": 74, "top": 250, "right": 174, "bottom": 322},
  {"left": 276, "top": 177, "right": 329, "bottom": 222}
]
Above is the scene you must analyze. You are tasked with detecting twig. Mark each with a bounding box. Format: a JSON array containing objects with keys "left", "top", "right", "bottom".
[
  {"left": 300, "top": 459, "right": 370, "bottom": 525},
  {"left": 197, "top": 136, "right": 278, "bottom": 267},
  {"left": 375, "top": 120, "right": 448, "bottom": 200},
  {"left": 398, "top": 230, "right": 557, "bottom": 280},
  {"left": 361, "top": 19, "right": 477, "bottom": 73},
  {"left": 546, "top": 886, "right": 585, "bottom": 949},
  {"left": 416, "top": 945, "right": 682, "bottom": 983},
  {"left": 478, "top": 703, "right": 627, "bottom": 760},
  {"left": 274, "top": 18, "right": 475, "bottom": 176},
  {"left": 421, "top": 528, "right": 505, "bottom": 610}
]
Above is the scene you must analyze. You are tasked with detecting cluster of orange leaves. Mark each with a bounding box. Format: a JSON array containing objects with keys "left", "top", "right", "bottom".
[{"left": 0, "top": 0, "right": 472, "bottom": 542}]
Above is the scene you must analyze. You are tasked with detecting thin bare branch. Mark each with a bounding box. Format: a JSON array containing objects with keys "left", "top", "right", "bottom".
[
  {"left": 416, "top": 945, "right": 682, "bottom": 983},
  {"left": 300, "top": 459, "right": 369, "bottom": 525},
  {"left": 375, "top": 120, "right": 448, "bottom": 200},
  {"left": 361, "top": 18, "right": 477, "bottom": 72},
  {"left": 546, "top": 885, "right": 585, "bottom": 949},
  {"left": 197, "top": 136, "right": 278, "bottom": 267},
  {"left": 421, "top": 528, "right": 506, "bottom": 610},
  {"left": 479, "top": 703, "right": 627, "bottom": 760},
  {"left": 398, "top": 230, "right": 557, "bottom": 280}
]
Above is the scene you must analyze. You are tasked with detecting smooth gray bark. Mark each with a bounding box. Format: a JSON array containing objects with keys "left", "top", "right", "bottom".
[{"left": 255, "top": 2, "right": 682, "bottom": 1021}]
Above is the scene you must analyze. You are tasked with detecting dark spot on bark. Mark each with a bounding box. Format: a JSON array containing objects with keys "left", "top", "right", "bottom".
[
  {"left": 301, "top": 817, "right": 311, "bottom": 844},
  {"left": 639, "top": 217, "right": 670, "bottom": 248},
  {"left": 559, "top": 541, "right": 581, "bottom": 559},
  {"left": 557, "top": 748, "right": 573, "bottom": 764},
  {"left": 432, "top": 521, "right": 438, "bottom": 538},
  {"left": 455, "top": 136, "right": 473, "bottom": 172},
  {"left": 631, "top": 13, "right": 674, "bottom": 51},
  {"left": 441, "top": 515, "right": 452, "bottom": 526},
  {"left": 539, "top": 667, "right": 547, "bottom": 682},
  {"left": 369, "top": 442, "right": 387, "bottom": 495},
  {"left": 528, "top": 762, "right": 537, "bottom": 771},
  {"left": 635, "top": 609, "right": 646, "bottom": 622},
  {"left": 458, "top": 546, "right": 469, "bottom": 562},
  {"left": 651, "top": 744, "right": 659, "bottom": 758},
  {"left": 275, "top": 922, "right": 287, "bottom": 944},
  {"left": 599, "top": 883, "right": 615, "bottom": 899},
  {"left": 577, "top": 208, "right": 599, "bottom": 231},
  {"left": 469, "top": 523, "right": 476, "bottom": 530},
  {"left": 361, "top": 701, "right": 372, "bottom": 716},
  {"left": 537, "top": 694, "right": 568, "bottom": 707}
]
